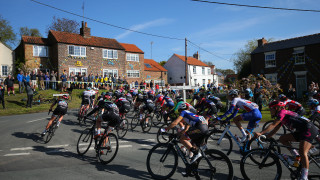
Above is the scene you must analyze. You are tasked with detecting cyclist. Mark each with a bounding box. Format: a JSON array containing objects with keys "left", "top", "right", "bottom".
[
  {"left": 94, "top": 96, "right": 121, "bottom": 139},
  {"left": 161, "top": 103, "right": 209, "bottom": 164},
  {"left": 162, "top": 92, "right": 175, "bottom": 124},
  {"left": 196, "top": 94, "right": 218, "bottom": 122},
  {"left": 134, "top": 90, "right": 144, "bottom": 111},
  {"left": 208, "top": 94, "right": 224, "bottom": 113},
  {"left": 279, "top": 94, "right": 306, "bottom": 116},
  {"left": 139, "top": 92, "right": 155, "bottom": 127},
  {"left": 217, "top": 89, "right": 262, "bottom": 142},
  {"left": 189, "top": 92, "right": 200, "bottom": 106},
  {"left": 41, "top": 94, "right": 69, "bottom": 136},
  {"left": 125, "top": 91, "right": 133, "bottom": 106},
  {"left": 154, "top": 91, "right": 165, "bottom": 107},
  {"left": 255, "top": 101, "right": 319, "bottom": 180},
  {"left": 78, "top": 87, "right": 93, "bottom": 120},
  {"left": 85, "top": 92, "right": 112, "bottom": 120},
  {"left": 114, "top": 91, "right": 131, "bottom": 117},
  {"left": 307, "top": 99, "right": 320, "bottom": 128}
]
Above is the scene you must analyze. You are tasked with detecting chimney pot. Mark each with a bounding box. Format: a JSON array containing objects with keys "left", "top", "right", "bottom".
[{"left": 85, "top": 22, "right": 87, "bottom": 27}]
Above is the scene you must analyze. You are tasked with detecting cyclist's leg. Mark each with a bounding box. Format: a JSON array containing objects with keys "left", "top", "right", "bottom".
[
  {"left": 299, "top": 140, "right": 313, "bottom": 180},
  {"left": 46, "top": 115, "right": 57, "bottom": 130}
]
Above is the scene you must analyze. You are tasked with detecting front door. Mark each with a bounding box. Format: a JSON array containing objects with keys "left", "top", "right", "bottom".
[{"left": 294, "top": 71, "right": 307, "bottom": 98}]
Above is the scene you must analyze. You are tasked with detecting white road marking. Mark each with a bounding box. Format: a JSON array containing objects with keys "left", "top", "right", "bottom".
[
  {"left": 119, "top": 145, "right": 132, "bottom": 148},
  {"left": 141, "top": 144, "right": 151, "bottom": 147},
  {"left": 27, "top": 118, "right": 47, "bottom": 123},
  {"left": 4, "top": 153, "right": 30, "bottom": 156},
  {"left": 46, "top": 144, "right": 69, "bottom": 148},
  {"left": 146, "top": 139, "right": 155, "bottom": 142},
  {"left": 11, "top": 147, "right": 34, "bottom": 151}
]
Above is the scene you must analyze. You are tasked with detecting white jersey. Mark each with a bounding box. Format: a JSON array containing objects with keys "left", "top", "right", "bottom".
[
  {"left": 231, "top": 97, "right": 259, "bottom": 112},
  {"left": 83, "top": 90, "right": 94, "bottom": 98}
]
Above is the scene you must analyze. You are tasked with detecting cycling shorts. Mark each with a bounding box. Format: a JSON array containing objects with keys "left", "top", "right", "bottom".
[
  {"left": 81, "top": 97, "right": 90, "bottom": 105},
  {"left": 101, "top": 112, "right": 121, "bottom": 127},
  {"left": 292, "top": 122, "right": 319, "bottom": 143},
  {"left": 187, "top": 122, "right": 209, "bottom": 147},
  {"left": 53, "top": 106, "right": 68, "bottom": 116},
  {"left": 241, "top": 108, "right": 262, "bottom": 129}
]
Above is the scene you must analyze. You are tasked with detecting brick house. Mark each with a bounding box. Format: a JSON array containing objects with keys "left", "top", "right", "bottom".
[
  {"left": 164, "top": 53, "right": 212, "bottom": 86},
  {"left": 251, "top": 33, "right": 320, "bottom": 97},
  {"left": 15, "top": 22, "right": 144, "bottom": 84},
  {"left": 144, "top": 59, "right": 167, "bottom": 86}
]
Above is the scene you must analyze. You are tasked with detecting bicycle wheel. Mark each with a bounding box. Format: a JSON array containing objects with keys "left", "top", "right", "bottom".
[
  {"left": 96, "top": 133, "right": 119, "bottom": 164},
  {"left": 44, "top": 122, "right": 57, "bottom": 143},
  {"left": 142, "top": 118, "right": 152, "bottom": 133},
  {"left": 240, "top": 149, "right": 282, "bottom": 180},
  {"left": 152, "top": 111, "right": 162, "bottom": 126},
  {"left": 205, "top": 129, "right": 233, "bottom": 155},
  {"left": 77, "top": 128, "right": 94, "bottom": 155},
  {"left": 197, "top": 149, "right": 234, "bottom": 180},
  {"left": 309, "top": 155, "right": 320, "bottom": 179},
  {"left": 117, "top": 118, "right": 129, "bottom": 139},
  {"left": 146, "top": 143, "right": 178, "bottom": 180},
  {"left": 262, "top": 120, "right": 287, "bottom": 140},
  {"left": 156, "top": 124, "right": 177, "bottom": 144},
  {"left": 131, "top": 114, "right": 139, "bottom": 130}
]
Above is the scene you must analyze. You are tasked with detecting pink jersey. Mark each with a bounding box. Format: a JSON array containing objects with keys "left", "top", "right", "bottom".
[{"left": 231, "top": 98, "right": 259, "bottom": 112}]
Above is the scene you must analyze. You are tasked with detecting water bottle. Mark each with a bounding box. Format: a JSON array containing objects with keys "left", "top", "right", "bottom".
[
  {"left": 283, "top": 154, "right": 293, "bottom": 165},
  {"left": 181, "top": 146, "right": 187, "bottom": 156},
  {"left": 293, "top": 156, "right": 301, "bottom": 167}
]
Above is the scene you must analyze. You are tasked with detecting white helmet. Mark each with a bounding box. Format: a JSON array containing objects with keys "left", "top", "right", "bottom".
[{"left": 178, "top": 103, "right": 187, "bottom": 111}]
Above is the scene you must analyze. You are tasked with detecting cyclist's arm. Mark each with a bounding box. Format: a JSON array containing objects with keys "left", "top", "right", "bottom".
[
  {"left": 49, "top": 99, "right": 57, "bottom": 110},
  {"left": 266, "top": 123, "right": 282, "bottom": 138},
  {"left": 219, "top": 105, "right": 235, "bottom": 119},
  {"left": 256, "top": 119, "right": 281, "bottom": 137},
  {"left": 166, "top": 116, "right": 183, "bottom": 131},
  {"left": 225, "top": 109, "right": 239, "bottom": 122}
]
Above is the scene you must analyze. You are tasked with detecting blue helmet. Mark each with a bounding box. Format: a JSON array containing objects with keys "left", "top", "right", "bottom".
[{"left": 307, "top": 99, "right": 319, "bottom": 106}]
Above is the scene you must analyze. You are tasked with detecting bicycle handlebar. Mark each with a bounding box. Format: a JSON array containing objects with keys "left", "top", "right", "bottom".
[{"left": 258, "top": 135, "right": 267, "bottom": 144}]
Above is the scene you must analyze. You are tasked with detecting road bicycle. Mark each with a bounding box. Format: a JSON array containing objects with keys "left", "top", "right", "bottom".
[
  {"left": 116, "top": 113, "right": 129, "bottom": 139},
  {"left": 152, "top": 105, "right": 163, "bottom": 126},
  {"left": 78, "top": 104, "right": 90, "bottom": 126},
  {"left": 240, "top": 136, "right": 320, "bottom": 180},
  {"left": 131, "top": 110, "right": 153, "bottom": 133},
  {"left": 43, "top": 110, "right": 61, "bottom": 143},
  {"left": 205, "top": 119, "right": 273, "bottom": 156},
  {"left": 146, "top": 133, "right": 234, "bottom": 180},
  {"left": 76, "top": 117, "right": 119, "bottom": 164}
]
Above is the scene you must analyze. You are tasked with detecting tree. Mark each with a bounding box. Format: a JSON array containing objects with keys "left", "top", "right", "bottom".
[
  {"left": 202, "top": 61, "right": 213, "bottom": 66},
  {"left": 0, "top": 15, "right": 16, "bottom": 48},
  {"left": 159, "top": 61, "right": 166, "bottom": 66},
  {"left": 216, "top": 68, "right": 235, "bottom": 76},
  {"left": 19, "top": 27, "right": 42, "bottom": 37},
  {"left": 232, "top": 39, "right": 257, "bottom": 75},
  {"left": 47, "top": 16, "right": 80, "bottom": 34}
]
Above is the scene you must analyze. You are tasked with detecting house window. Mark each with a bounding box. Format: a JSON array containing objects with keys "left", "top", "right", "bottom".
[
  {"left": 193, "top": 66, "right": 196, "bottom": 74},
  {"left": 33, "top": 45, "right": 48, "bottom": 57},
  {"left": 68, "top": 45, "right": 86, "bottom": 57},
  {"left": 69, "top": 68, "right": 87, "bottom": 76},
  {"left": 293, "top": 47, "right": 305, "bottom": 65},
  {"left": 202, "top": 79, "right": 206, "bottom": 85},
  {"left": 265, "top": 73, "right": 277, "bottom": 85},
  {"left": 103, "top": 69, "right": 118, "bottom": 78},
  {"left": 145, "top": 63, "right": 152, "bottom": 68},
  {"left": 208, "top": 68, "right": 211, "bottom": 75},
  {"left": 127, "top": 70, "right": 140, "bottom": 78},
  {"left": 1, "top": 65, "right": 8, "bottom": 76},
  {"left": 103, "top": 49, "right": 118, "bottom": 59},
  {"left": 194, "top": 79, "right": 197, "bottom": 86},
  {"left": 202, "top": 67, "right": 205, "bottom": 75},
  {"left": 265, "top": 51, "right": 276, "bottom": 68},
  {"left": 126, "top": 53, "right": 139, "bottom": 62}
]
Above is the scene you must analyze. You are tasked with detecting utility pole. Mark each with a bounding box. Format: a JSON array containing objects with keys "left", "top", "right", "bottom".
[
  {"left": 151, "top": 41, "right": 153, "bottom": 59},
  {"left": 185, "top": 38, "right": 188, "bottom": 85}
]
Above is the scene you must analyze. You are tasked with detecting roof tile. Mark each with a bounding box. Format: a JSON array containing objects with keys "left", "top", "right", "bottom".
[
  {"left": 120, "top": 43, "right": 144, "bottom": 53},
  {"left": 22, "top": 36, "right": 48, "bottom": 45},
  {"left": 174, "top": 54, "right": 209, "bottom": 67}
]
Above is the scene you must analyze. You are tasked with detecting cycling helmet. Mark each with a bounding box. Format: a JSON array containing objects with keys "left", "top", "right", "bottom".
[
  {"left": 114, "top": 90, "right": 121, "bottom": 99},
  {"left": 86, "top": 87, "right": 91, "bottom": 91},
  {"left": 307, "top": 99, "right": 319, "bottom": 106},
  {"left": 101, "top": 92, "right": 106, "bottom": 96},
  {"left": 269, "top": 100, "right": 285, "bottom": 109},
  {"left": 104, "top": 94, "right": 112, "bottom": 100},
  {"left": 175, "top": 96, "right": 184, "bottom": 102},
  {"left": 228, "top": 89, "right": 239, "bottom": 96},
  {"left": 177, "top": 103, "right": 187, "bottom": 111},
  {"left": 62, "top": 94, "right": 69, "bottom": 100},
  {"left": 278, "top": 94, "right": 287, "bottom": 101}
]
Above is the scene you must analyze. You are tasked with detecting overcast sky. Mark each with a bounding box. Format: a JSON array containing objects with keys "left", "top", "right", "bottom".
[{"left": 1, "top": 0, "right": 320, "bottom": 70}]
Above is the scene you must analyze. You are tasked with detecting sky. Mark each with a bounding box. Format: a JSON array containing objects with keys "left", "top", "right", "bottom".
[{"left": 1, "top": 0, "right": 320, "bottom": 71}]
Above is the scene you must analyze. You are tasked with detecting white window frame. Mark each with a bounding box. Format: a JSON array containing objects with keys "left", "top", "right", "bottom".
[
  {"left": 193, "top": 66, "right": 196, "bottom": 74},
  {"left": 202, "top": 67, "right": 205, "bottom": 75},
  {"left": 265, "top": 51, "right": 276, "bottom": 68},
  {"left": 126, "top": 53, "right": 139, "bottom": 62},
  {"left": 1, "top": 65, "right": 8, "bottom": 76},
  {"left": 293, "top": 47, "right": 305, "bottom": 65},
  {"left": 103, "top": 69, "right": 118, "bottom": 78},
  {"left": 265, "top": 73, "right": 277, "bottom": 85},
  {"left": 207, "top": 68, "right": 211, "bottom": 75},
  {"left": 102, "top": 49, "right": 118, "bottom": 59},
  {"left": 68, "top": 45, "right": 86, "bottom": 57},
  {"left": 194, "top": 79, "right": 197, "bottom": 86},
  {"left": 127, "top": 70, "right": 140, "bottom": 78},
  {"left": 202, "top": 79, "right": 206, "bottom": 85},
  {"left": 69, "top": 68, "right": 87, "bottom": 76},
  {"left": 33, "top": 45, "right": 48, "bottom": 57}
]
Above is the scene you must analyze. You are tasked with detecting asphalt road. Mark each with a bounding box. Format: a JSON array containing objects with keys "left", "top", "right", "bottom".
[{"left": 0, "top": 109, "right": 294, "bottom": 180}]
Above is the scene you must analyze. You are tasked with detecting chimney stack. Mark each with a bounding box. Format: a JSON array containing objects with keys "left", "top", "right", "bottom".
[
  {"left": 80, "top": 21, "right": 91, "bottom": 38},
  {"left": 193, "top": 51, "right": 200, "bottom": 60},
  {"left": 258, "top": 38, "right": 267, "bottom": 47}
]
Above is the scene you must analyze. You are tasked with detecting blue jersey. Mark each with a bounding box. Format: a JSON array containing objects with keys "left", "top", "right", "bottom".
[{"left": 180, "top": 110, "right": 206, "bottom": 127}]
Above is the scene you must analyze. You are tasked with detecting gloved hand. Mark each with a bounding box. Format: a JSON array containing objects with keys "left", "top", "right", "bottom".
[{"left": 160, "top": 128, "right": 167, "bottom": 133}]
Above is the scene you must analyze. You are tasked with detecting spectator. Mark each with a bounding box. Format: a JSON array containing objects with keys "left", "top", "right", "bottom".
[
  {"left": 17, "top": 71, "right": 25, "bottom": 94},
  {"left": 253, "top": 82, "right": 263, "bottom": 112},
  {"left": 45, "top": 72, "right": 50, "bottom": 90},
  {"left": 88, "top": 73, "right": 94, "bottom": 88},
  {"left": 0, "top": 81, "right": 5, "bottom": 109},
  {"left": 69, "top": 72, "right": 75, "bottom": 89},
  {"left": 135, "top": 80, "right": 139, "bottom": 88},
  {"left": 23, "top": 72, "right": 30, "bottom": 84},
  {"left": 50, "top": 71, "right": 57, "bottom": 90},
  {"left": 77, "top": 72, "right": 82, "bottom": 89},
  {"left": 150, "top": 80, "right": 154, "bottom": 89},
  {"left": 287, "top": 83, "right": 296, "bottom": 100},
  {"left": 60, "top": 72, "right": 67, "bottom": 91},
  {"left": 39, "top": 72, "right": 45, "bottom": 90},
  {"left": 308, "top": 82, "right": 319, "bottom": 100},
  {"left": 104, "top": 75, "right": 108, "bottom": 89},
  {"left": 83, "top": 73, "right": 88, "bottom": 89},
  {"left": 25, "top": 81, "right": 33, "bottom": 108},
  {"left": 4, "top": 74, "right": 15, "bottom": 96},
  {"left": 94, "top": 74, "right": 99, "bottom": 88},
  {"left": 155, "top": 83, "right": 159, "bottom": 93},
  {"left": 30, "top": 70, "right": 37, "bottom": 90},
  {"left": 112, "top": 75, "right": 116, "bottom": 88}
]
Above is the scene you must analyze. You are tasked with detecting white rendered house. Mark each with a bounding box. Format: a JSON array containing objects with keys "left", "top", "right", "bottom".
[
  {"left": 164, "top": 53, "right": 213, "bottom": 87},
  {"left": 0, "top": 41, "right": 14, "bottom": 78}
]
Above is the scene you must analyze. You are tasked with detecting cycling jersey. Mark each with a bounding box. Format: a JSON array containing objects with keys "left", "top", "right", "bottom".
[
  {"left": 197, "top": 99, "right": 217, "bottom": 115},
  {"left": 277, "top": 109, "right": 319, "bottom": 143},
  {"left": 52, "top": 99, "right": 68, "bottom": 115},
  {"left": 163, "top": 95, "right": 174, "bottom": 108},
  {"left": 142, "top": 98, "right": 155, "bottom": 113},
  {"left": 180, "top": 110, "right": 206, "bottom": 127},
  {"left": 185, "top": 102, "right": 197, "bottom": 114},
  {"left": 101, "top": 101, "right": 121, "bottom": 127},
  {"left": 155, "top": 94, "right": 165, "bottom": 106},
  {"left": 283, "top": 99, "right": 302, "bottom": 110},
  {"left": 115, "top": 97, "right": 131, "bottom": 113}
]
